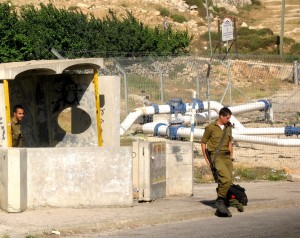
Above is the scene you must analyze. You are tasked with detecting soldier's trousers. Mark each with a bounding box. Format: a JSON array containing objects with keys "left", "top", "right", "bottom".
[{"left": 214, "top": 155, "right": 233, "bottom": 198}]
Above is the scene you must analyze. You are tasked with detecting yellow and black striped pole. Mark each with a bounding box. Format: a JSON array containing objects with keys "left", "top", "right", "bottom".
[
  {"left": 3, "top": 80, "right": 12, "bottom": 147},
  {"left": 93, "top": 69, "right": 103, "bottom": 146}
]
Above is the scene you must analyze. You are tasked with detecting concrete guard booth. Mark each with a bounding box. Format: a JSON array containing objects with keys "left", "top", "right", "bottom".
[{"left": 0, "top": 59, "right": 133, "bottom": 212}]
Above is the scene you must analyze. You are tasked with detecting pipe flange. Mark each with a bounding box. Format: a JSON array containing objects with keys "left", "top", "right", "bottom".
[
  {"left": 154, "top": 123, "right": 167, "bottom": 136},
  {"left": 258, "top": 99, "right": 272, "bottom": 111},
  {"left": 193, "top": 99, "right": 204, "bottom": 112},
  {"left": 167, "top": 99, "right": 186, "bottom": 114},
  {"left": 150, "top": 103, "right": 159, "bottom": 114},
  {"left": 285, "top": 126, "right": 300, "bottom": 136},
  {"left": 166, "top": 124, "right": 185, "bottom": 140}
]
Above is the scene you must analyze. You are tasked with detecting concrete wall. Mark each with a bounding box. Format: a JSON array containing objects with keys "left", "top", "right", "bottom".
[
  {"left": 100, "top": 76, "right": 120, "bottom": 147},
  {"left": 0, "top": 82, "right": 6, "bottom": 147},
  {"left": 0, "top": 147, "right": 133, "bottom": 212},
  {"left": 0, "top": 149, "right": 27, "bottom": 212},
  {"left": 166, "top": 141, "right": 194, "bottom": 196}
]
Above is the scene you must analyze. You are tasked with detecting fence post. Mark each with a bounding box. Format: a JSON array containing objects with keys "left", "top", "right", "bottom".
[
  {"left": 294, "top": 61, "right": 299, "bottom": 85},
  {"left": 116, "top": 63, "right": 128, "bottom": 116},
  {"left": 160, "top": 70, "right": 164, "bottom": 103}
]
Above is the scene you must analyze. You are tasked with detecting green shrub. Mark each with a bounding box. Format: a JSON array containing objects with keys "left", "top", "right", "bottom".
[
  {"left": 266, "top": 170, "right": 287, "bottom": 181},
  {"left": 256, "top": 28, "right": 273, "bottom": 36},
  {"left": 0, "top": 2, "right": 191, "bottom": 62},
  {"left": 233, "top": 167, "right": 286, "bottom": 182},
  {"left": 120, "top": 3, "right": 128, "bottom": 8},
  {"left": 200, "top": 31, "right": 219, "bottom": 41},
  {"left": 283, "top": 37, "right": 295, "bottom": 45},
  {"left": 68, "top": 5, "right": 79, "bottom": 11},
  {"left": 194, "top": 165, "right": 287, "bottom": 183},
  {"left": 237, "top": 27, "right": 256, "bottom": 36},
  {"left": 251, "top": 0, "right": 261, "bottom": 6},
  {"left": 158, "top": 7, "right": 170, "bottom": 17},
  {"left": 234, "top": 167, "right": 257, "bottom": 180},
  {"left": 290, "top": 43, "right": 300, "bottom": 55},
  {"left": 185, "top": 0, "right": 212, "bottom": 8},
  {"left": 171, "top": 14, "right": 187, "bottom": 23},
  {"left": 213, "top": 6, "right": 227, "bottom": 18}
]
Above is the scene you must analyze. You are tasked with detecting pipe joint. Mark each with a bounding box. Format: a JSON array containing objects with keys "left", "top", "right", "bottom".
[
  {"left": 167, "top": 99, "right": 186, "bottom": 114},
  {"left": 285, "top": 126, "right": 300, "bottom": 137},
  {"left": 258, "top": 99, "right": 272, "bottom": 111},
  {"left": 166, "top": 124, "right": 185, "bottom": 140},
  {"left": 154, "top": 123, "right": 167, "bottom": 136},
  {"left": 192, "top": 99, "right": 204, "bottom": 112},
  {"left": 151, "top": 103, "right": 159, "bottom": 114}
]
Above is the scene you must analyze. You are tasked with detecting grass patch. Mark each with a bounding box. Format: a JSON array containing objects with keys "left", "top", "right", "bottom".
[
  {"left": 171, "top": 14, "right": 187, "bottom": 23},
  {"left": 290, "top": 43, "right": 300, "bottom": 55},
  {"left": 68, "top": 5, "right": 79, "bottom": 11},
  {"left": 158, "top": 7, "right": 170, "bottom": 17},
  {"left": 194, "top": 165, "right": 287, "bottom": 183}
]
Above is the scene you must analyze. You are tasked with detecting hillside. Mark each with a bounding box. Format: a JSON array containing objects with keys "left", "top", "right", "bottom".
[
  {"left": 4, "top": 0, "right": 300, "bottom": 53},
  {"left": 243, "top": 0, "right": 300, "bottom": 42}
]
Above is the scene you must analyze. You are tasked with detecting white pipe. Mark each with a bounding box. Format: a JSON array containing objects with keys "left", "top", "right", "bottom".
[
  {"left": 121, "top": 100, "right": 271, "bottom": 135},
  {"left": 142, "top": 123, "right": 300, "bottom": 147},
  {"left": 183, "top": 101, "right": 269, "bottom": 128},
  {"left": 234, "top": 127, "right": 285, "bottom": 135},
  {"left": 120, "top": 105, "right": 170, "bottom": 135},
  {"left": 189, "top": 110, "right": 245, "bottom": 129},
  {"left": 120, "top": 108, "right": 144, "bottom": 136},
  {"left": 233, "top": 134, "right": 300, "bottom": 147},
  {"left": 143, "top": 123, "right": 287, "bottom": 136}
]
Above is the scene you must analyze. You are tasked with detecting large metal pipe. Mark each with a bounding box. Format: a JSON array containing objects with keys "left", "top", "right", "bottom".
[
  {"left": 120, "top": 100, "right": 272, "bottom": 135},
  {"left": 142, "top": 123, "right": 300, "bottom": 147}
]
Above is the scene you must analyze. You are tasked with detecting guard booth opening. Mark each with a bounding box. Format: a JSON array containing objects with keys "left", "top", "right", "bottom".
[{"left": 0, "top": 59, "right": 113, "bottom": 148}]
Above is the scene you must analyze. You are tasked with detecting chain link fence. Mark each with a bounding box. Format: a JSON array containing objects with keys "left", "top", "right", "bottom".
[
  {"left": 98, "top": 53, "right": 300, "bottom": 169},
  {"left": 99, "top": 54, "right": 299, "bottom": 118}
]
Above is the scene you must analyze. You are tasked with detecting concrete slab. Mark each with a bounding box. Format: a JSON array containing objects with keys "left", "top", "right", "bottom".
[
  {"left": 0, "top": 58, "right": 103, "bottom": 80},
  {"left": 0, "top": 146, "right": 133, "bottom": 212}
]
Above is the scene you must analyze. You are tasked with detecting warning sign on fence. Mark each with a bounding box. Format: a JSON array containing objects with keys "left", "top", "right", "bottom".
[{"left": 222, "top": 18, "right": 234, "bottom": 42}]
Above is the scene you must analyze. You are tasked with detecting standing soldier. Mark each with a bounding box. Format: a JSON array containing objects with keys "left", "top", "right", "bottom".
[
  {"left": 11, "top": 105, "right": 25, "bottom": 147},
  {"left": 201, "top": 107, "right": 233, "bottom": 217}
]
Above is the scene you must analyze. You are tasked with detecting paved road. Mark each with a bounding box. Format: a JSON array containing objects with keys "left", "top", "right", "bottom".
[
  {"left": 74, "top": 206, "right": 300, "bottom": 238},
  {"left": 1, "top": 181, "right": 300, "bottom": 237}
]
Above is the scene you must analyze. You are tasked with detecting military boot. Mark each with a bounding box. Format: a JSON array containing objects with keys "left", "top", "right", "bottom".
[
  {"left": 229, "top": 199, "right": 244, "bottom": 212},
  {"left": 215, "top": 197, "right": 232, "bottom": 217}
]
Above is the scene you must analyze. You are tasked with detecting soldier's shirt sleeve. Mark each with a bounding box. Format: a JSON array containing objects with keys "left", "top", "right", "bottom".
[{"left": 201, "top": 125, "right": 212, "bottom": 144}]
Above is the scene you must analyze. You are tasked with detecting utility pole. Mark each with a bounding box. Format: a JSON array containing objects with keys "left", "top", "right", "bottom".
[
  {"left": 205, "top": 0, "right": 212, "bottom": 121},
  {"left": 280, "top": 0, "right": 285, "bottom": 55}
]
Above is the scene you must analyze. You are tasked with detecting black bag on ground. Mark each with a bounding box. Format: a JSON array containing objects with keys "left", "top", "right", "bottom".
[{"left": 227, "top": 184, "right": 248, "bottom": 206}]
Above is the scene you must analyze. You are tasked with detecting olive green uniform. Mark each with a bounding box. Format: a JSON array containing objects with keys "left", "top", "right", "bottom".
[
  {"left": 201, "top": 120, "right": 233, "bottom": 198},
  {"left": 11, "top": 116, "right": 23, "bottom": 147}
]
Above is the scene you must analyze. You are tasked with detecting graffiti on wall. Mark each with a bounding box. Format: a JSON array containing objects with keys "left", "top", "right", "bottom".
[
  {"left": 52, "top": 77, "right": 82, "bottom": 113},
  {"left": 36, "top": 81, "right": 49, "bottom": 145},
  {"left": 0, "top": 116, "right": 4, "bottom": 145}
]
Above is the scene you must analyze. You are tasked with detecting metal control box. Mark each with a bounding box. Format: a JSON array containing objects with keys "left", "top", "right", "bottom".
[{"left": 133, "top": 142, "right": 166, "bottom": 202}]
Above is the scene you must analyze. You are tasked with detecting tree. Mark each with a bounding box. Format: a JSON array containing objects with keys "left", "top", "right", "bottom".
[{"left": 0, "top": 3, "right": 191, "bottom": 62}]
